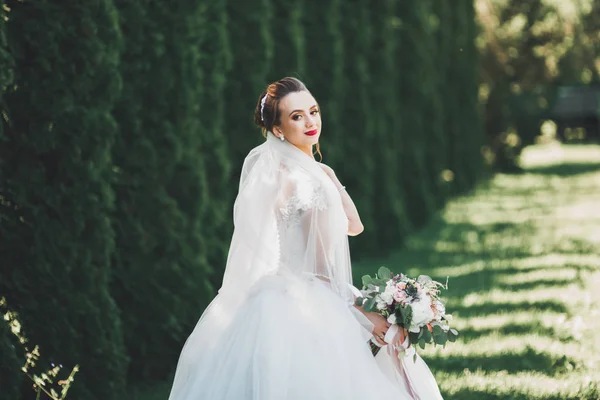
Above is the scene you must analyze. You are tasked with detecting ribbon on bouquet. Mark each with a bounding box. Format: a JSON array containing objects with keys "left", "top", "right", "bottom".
[
  {"left": 371, "top": 326, "right": 420, "bottom": 400},
  {"left": 370, "top": 324, "right": 408, "bottom": 354}
]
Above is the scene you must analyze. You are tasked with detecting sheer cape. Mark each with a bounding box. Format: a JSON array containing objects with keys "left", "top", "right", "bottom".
[{"left": 168, "top": 132, "right": 354, "bottom": 397}]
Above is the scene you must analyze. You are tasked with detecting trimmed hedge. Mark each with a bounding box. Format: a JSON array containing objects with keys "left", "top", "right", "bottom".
[
  {"left": 0, "top": 1, "right": 127, "bottom": 398},
  {"left": 110, "top": 0, "right": 214, "bottom": 381},
  {"left": 0, "top": 8, "right": 20, "bottom": 399}
]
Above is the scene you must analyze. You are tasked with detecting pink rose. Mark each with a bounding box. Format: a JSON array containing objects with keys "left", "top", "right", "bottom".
[{"left": 393, "top": 290, "right": 407, "bottom": 302}]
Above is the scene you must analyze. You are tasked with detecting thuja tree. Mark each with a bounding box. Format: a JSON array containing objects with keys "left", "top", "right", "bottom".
[
  {"left": 367, "top": 0, "right": 413, "bottom": 250},
  {"left": 452, "top": 0, "right": 483, "bottom": 187},
  {"left": 0, "top": 4, "right": 21, "bottom": 398},
  {"left": 393, "top": 0, "right": 438, "bottom": 228},
  {"left": 335, "top": 0, "right": 379, "bottom": 255},
  {"left": 111, "top": 0, "right": 214, "bottom": 381},
  {"left": 0, "top": 1, "right": 127, "bottom": 398}
]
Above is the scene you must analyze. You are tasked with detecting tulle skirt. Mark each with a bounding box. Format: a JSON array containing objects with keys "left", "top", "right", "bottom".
[{"left": 168, "top": 272, "right": 410, "bottom": 400}]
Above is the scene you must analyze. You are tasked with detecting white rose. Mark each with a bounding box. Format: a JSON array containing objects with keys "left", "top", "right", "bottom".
[
  {"left": 376, "top": 298, "right": 388, "bottom": 311},
  {"left": 409, "top": 295, "right": 435, "bottom": 332},
  {"left": 387, "top": 314, "right": 397, "bottom": 324},
  {"left": 380, "top": 287, "right": 395, "bottom": 305}
]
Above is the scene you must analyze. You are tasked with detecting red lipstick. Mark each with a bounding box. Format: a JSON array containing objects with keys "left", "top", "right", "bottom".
[{"left": 305, "top": 129, "right": 318, "bottom": 136}]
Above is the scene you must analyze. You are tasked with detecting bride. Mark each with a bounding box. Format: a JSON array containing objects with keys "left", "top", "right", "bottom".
[{"left": 168, "top": 77, "right": 443, "bottom": 399}]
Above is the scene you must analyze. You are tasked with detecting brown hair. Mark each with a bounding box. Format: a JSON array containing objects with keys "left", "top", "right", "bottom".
[{"left": 254, "top": 77, "right": 322, "bottom": 161}]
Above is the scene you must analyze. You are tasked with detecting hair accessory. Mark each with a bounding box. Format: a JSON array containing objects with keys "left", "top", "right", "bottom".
[{"left": 260, "top": 94, "right": 268, "bottom": 122}]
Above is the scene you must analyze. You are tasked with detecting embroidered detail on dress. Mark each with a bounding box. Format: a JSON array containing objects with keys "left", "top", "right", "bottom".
[{"left": 279, "top": 168, "right": 328, "bottom": 225}]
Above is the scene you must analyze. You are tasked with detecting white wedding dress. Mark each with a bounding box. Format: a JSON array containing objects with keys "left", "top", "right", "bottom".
[{"left": 168, "top": 133, "right": 442, "bottom": 400}]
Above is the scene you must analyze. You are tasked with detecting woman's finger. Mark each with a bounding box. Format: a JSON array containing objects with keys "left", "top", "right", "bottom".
[
  {"left": 375, "top": 335, "right": 386, "bottom": 346},
  {"left": 385, "top": 322, "right": 392, "bottom": 328}
]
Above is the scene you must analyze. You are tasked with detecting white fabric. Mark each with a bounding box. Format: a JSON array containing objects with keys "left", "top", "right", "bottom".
[
  {"left": 168, "top": 133, "right": 438, "bottom": 399},
  {"left": 374, "top": 342, "right": 444, "bottom": 400}
]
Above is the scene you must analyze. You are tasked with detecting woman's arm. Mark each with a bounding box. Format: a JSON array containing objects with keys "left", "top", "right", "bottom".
[{"left": 319, "top": 163, "right": 364, "bottom": 236}]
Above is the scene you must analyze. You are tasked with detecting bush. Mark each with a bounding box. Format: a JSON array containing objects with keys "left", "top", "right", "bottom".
[
  {"left": 110, "top": 0, "right": 214, "bottom": 381},
  {"left": 0, "top": 1, "right": 127, "bottom": 398}
]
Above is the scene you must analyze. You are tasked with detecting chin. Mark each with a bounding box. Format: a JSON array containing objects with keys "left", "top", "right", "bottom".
[{"left": 305, "top": 133, "right": 321, "bottom": 144}]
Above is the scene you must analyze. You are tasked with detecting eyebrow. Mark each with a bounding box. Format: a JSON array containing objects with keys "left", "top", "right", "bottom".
[{"left": 289, "top": 104, "right": 318, "bottom": 116}]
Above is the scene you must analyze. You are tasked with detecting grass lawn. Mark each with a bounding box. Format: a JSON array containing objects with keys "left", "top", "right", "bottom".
[
  {"left": 126, "top": 143, "right": 600, "bottom": 400},
  {"left": 352, "top": 143, "right": 600, "bottom": 399}
]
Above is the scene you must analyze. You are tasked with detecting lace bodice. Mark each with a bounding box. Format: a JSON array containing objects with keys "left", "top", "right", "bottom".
[{"left": 276, "top": 166, "right": 329, "bottom": 273}]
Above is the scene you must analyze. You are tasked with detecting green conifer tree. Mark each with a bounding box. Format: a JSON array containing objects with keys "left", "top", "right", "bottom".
[{"left": 0, "top": 1, "right": 127, "bottom": 397}]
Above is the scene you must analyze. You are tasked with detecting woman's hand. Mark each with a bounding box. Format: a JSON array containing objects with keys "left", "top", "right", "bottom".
[{"left": 364, "top": 311, "right": 391, "bottom": 346}]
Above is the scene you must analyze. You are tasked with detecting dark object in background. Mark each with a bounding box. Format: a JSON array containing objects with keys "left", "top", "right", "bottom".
[{"left": 551, "top": 85, "right": 600, "bottom": 142}]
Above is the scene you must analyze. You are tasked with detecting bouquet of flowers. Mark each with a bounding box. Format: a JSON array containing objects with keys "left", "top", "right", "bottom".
[{"left": 355, "top": 267, "right": 458, "bottom": 358}]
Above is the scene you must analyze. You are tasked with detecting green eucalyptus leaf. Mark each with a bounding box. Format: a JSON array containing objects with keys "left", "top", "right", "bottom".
[
  {"left": 400, "top": 305, "right": 413, "bottom": 327},
  {"left": 434, "top": 333, "right": 447, "bottom": 346},
  {"left": 367, "top": 283, "right": 379, "bottom": 292},
  {"left": 363, "top": 297, "right": 377, "bottom": 312},
  {"left": 378, "top": 266, "right": 392, "bottom": 279},
  {"left": 422, "top": 328, "right": 432, "bottom": 343},
  {"left": 361, "top": 275, "right": 373, "bottom": 287}
]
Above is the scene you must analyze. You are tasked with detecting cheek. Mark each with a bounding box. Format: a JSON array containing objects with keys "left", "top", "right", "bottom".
[{"left": 292, "top": 119, "right": 305, "bottom": 130}]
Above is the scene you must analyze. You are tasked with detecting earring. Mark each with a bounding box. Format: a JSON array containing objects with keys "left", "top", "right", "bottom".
[{"left": 280, "top": 135, "right": 285, "bottom": 141}]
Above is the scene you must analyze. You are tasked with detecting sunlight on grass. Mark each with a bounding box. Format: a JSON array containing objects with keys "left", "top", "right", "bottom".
[
  {"left": 497, "top": 267, "right": 577, "bottom": 285},
  {"left": 423, "top": 332, "right": 583, "bottom": 359},
  {"left": 519, "top": 143, "right": 600, "bottom": 169},
  {"left": 461, "top": 286, "right": 583, "bottom": 307},
  {"left": 438, "top": 370, "right": 598, "bottom": 400},
  {"left": 382, "top": 143, "right": 600, "bottom": 399},
  {"left": 452, "top": 311, "right": 563, "bottom": 333}
]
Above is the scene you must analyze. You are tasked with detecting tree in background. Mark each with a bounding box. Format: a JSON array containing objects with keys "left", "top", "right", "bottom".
[
  {"left": 0, "top": 5, "right": 21, "bottom": 398},
  {"left": 476, "top": 0, "right": 599, "bottom": 171},
  {"left": 110, "top": 0, "right": 214, "bottom": 382},
  {"left": 0, "top": 1, "right": 127, "bottom": 398}
]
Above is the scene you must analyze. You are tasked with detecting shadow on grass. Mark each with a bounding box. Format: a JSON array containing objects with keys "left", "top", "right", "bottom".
[
  {"left": 458, "top": 323, "right": 557, "bottom": 342},
  {"left": 452, "top": 300, "right": 569, "bottom": 318},
  {"left": 427, "top": 347, "right": 579, "bottom": 375},
  {"left": 496, "top": 278, "right": 578, "bottom": 292},
  {"left": 398, "top": 266, "right": 576, "bottom": 302},
  {"left": 526, "top": 162, "right": 600, "bottom": 177}
]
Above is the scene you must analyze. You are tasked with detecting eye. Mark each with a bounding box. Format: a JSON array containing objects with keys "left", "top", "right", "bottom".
[
  {"left": 310, "top": 109, "right": 320, "bottom": 116},
  {"left": 292, "top": 114, "right": 302, "bottom": 121}
]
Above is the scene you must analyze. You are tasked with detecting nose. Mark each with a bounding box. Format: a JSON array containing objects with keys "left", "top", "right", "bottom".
[{"left": 305, "top": 114, "right": 316, "bottom": 127}]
